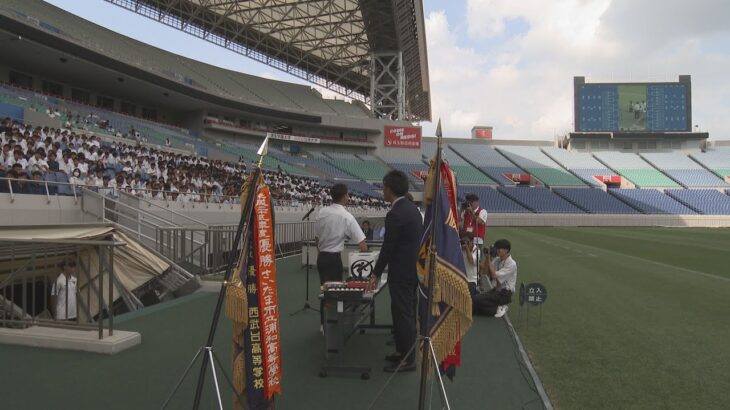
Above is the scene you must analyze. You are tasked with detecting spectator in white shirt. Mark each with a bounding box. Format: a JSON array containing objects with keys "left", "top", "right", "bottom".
[
  {"left": 473, "top": 239, "right": 517, "bottom": 318},
  {"left": 69, "top": 168, "right": 86, "bottom": 189},
  {"left": 51, "top": 260, "right": 78, "bottom": 321}
]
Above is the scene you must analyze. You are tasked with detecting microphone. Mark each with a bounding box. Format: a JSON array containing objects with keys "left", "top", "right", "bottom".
[{"left": 302, "top": 207, "right": 316, "bottom": 221}]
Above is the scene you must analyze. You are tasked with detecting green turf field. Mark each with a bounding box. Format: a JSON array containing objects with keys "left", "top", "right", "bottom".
[
  {"left": 487, "top": 227, "right": 730, "bottom": 409},
  {"left": 1, "top": 227, "right": 728, "bottom": 409}
]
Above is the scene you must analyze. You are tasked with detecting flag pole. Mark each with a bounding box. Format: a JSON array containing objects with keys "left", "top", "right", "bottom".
[
  {"left": 191, "top": 137, "right": 270, "bottom": 410},
  {"left": 417, "top": 120, "right": 444, "bottom": 410}
]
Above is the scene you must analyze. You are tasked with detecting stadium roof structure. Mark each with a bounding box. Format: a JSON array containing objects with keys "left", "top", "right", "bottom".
[{"left": 105, "top": 0, "right": 431, "bottom": 121}]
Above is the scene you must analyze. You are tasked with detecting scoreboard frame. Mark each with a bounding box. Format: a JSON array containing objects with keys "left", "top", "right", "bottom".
[{"left": 573, "top": 75, "right": 692, "bottom": 133}]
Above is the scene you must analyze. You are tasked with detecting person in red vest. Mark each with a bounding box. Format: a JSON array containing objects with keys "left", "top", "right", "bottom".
[{"left": 461, "top": 193, "right": 488, "bottom": 286}]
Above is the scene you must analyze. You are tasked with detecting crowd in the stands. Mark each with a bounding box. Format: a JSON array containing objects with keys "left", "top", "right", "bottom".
[{"left": 0, "top": 118, "right": 388, "bottom": 209}]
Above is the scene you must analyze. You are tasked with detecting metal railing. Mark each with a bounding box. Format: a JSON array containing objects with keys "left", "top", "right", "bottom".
[
  {"left": 155, "top": 221, "right": 317, "bottom": 275},
  {"left": 0, "top": 176, "right": 93, "bottom": 204},
  {"left": 82, "top": 188, "right": 207, "bottom": 256},
  {"left": 0, "top": 239, "right": 122, "bottom": 339},
  {"left": 0, "top": 177, "right": 389, "bottom": 213}
]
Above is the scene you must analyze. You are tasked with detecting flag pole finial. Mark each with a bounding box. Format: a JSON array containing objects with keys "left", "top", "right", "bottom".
[{"left": 256, "top": 136, "right": 270, "bottom": 168}]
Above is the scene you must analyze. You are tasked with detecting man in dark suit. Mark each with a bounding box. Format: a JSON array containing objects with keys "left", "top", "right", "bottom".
[
  {"left": 361, "top": 220, "right": 374, "bottom": 241},
  {"left": 370, "top": 170, "right": 423, "bottom": 372}
]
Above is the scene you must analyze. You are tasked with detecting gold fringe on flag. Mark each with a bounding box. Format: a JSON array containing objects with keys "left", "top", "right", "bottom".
[
  {"left": 225, "top": 283, "right": 248, "bottom": 325},
  {"left": 433, "top": 256, "right": 473, "bottom": 319},
  {"left": 418, "top": 256, "right": 473, "bottom": 366}
]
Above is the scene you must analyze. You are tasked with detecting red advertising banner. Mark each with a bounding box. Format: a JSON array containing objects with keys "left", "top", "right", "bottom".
[
  {"left": 594, "top": 175, "right": 622, "bottom": 185},
  {"left": 472, "top": 127, "right": 493, "bottom": 139},
  {"left": 384, "top": 125, "right": 422, "bottom": 149},
  {"left": 504, "top": 173, "right": 531, "bottom": 183}
]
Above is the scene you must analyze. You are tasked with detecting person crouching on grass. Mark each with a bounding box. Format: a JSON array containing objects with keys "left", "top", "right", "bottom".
[{"left": 473, "top": 239, "right": 516, "bottom": 318}]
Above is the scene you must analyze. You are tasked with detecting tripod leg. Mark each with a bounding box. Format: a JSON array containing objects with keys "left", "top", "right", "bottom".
[
  {"left": 211, "top": 350, "right": 249, "bottom": 410},
  {"left": 207, "top": 348, "right": 224, "bottom": 410},
  {"left": 427, "top": 338, "right": 452, "bottom": 410},
  {"left": 161, "top": 347, "right": 204, "bottom": 410}
]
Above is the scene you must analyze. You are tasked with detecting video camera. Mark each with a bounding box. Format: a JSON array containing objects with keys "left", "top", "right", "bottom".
[
  {"left": 486, "top": 238, "right": 511, "bottom": 258},
  {"left": 486, "top": 245, "right": 498, "bottom": 258}
]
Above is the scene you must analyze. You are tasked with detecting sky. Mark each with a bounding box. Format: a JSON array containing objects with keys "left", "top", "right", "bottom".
[{"left": 44, "top": 0, "right": 730, "bottom": 140}]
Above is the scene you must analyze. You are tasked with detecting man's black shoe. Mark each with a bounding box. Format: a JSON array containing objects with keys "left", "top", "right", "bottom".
[
  {"left": 385, "top": 353, "right": 403, "bottom": 362},
  {"left": 383, "top": 361, "right": 416, "bottom": 373}
]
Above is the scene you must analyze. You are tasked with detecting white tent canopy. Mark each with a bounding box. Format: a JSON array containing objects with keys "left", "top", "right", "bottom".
[{"left": 0, "top": 224, "right": 171, "bottom": 320}]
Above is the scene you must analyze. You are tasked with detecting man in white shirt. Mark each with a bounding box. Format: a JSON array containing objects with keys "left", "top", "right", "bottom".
[
  {"left": 27, "top": 150, "right": 49, "bottom": 173},
  {"left": 473, "top": 239, "right": 517, "bottom": 318},
  {"left": 51, "top": 260, "right": 78, "bottom": 321},
  {"left": 315, "top": 183, "right": 368, "bottom": 276},
  {"left": 315, "top": 183, "right": 367, "bottom": 327},
  {"left": 460, "top": 231, "right": 479, "bottom": 296}
]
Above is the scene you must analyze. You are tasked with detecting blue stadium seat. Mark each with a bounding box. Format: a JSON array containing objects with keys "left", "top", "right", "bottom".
[
  {"left": 449, "top": 144, "right": 525, "bottom": 185},
  {"left": 608, "top": 189, "right": 696, "bottom": 214},
  {"left": 458, "top": 185, "right": 530, "bottom": 213},
  {"left": 553, "top": 188, "right": 639, "bottom": 214},
  {"left": 665, "top": 189, "right": 730, "bottom": 214},
  {"left": 641, "top": 153, "right": 728, "bottom": 188},
  {"left": 498, "top": 187, "right": 584, "bottom": 213},
  {"left": 43, "top": 173, "right": 58, "bottom": 195}
]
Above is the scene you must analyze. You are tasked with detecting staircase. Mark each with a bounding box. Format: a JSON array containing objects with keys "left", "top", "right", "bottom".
[{"left": 80, "top": 189, "right": 229, "bottom": 275}]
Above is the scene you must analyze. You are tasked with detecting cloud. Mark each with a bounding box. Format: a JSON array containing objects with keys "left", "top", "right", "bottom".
[{"left": 421, "top": 0, "right": 730, "bottom": 140}]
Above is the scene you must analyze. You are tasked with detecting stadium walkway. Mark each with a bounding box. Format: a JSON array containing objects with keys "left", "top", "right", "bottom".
[{"left": 0, "top": 256, "right": 544, "bottom": 410}]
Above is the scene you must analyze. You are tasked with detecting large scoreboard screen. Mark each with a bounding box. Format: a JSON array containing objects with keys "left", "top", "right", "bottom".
[{"left": 574, "top": 76, "right": 691, "bottom": 132}]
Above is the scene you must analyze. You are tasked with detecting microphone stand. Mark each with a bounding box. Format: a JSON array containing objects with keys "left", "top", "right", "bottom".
[{"left": 291, "top": 206, "right": 319, "bottom": 316}]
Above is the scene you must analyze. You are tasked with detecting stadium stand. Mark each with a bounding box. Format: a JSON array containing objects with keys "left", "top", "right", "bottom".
[
  {"left": 323, "top": 152, "right": 390, "bottom": 182},
  {"left": 542, "top": 147, "right": 620, "bottom": 187},
  {"left": 593, "top": 152, "right": 680, "bottom": 188},
  {"left": 665, "top": 189, "right": 730, "bottom": 214},
  {"left": 608, "top": 189, "right": 697, "bottom": 214},
  {"left": 0, "top": 0, "right": 371, "bottom": 119},
  {"left": 320, "top": 179, "right": 383, "bottom": 199},
  {"left": 689, "top": 149, "right": 730, "bottom": 180},
  {"left": 449, "top": 143, "right": 524, "bottom": 185},
  {"left": 0, "top": 117, "right": 388, "bottom": 208},
  {"left": 239, "top": 146, "right": 312, "bottom": 176},
  {"left": 553, "top": 188, "right": 639, "bottom": 214},
  {"left": 353, "top": 155, "right": 393, "bottom": 181},
  {"left": 278, "top": 152, "right": 355, "bottom": 179},
  {"left": 380, "top": 156, "right": 429, "bottom": 186},
  {"left": 498, "top": 187, "right": 584, "bottom": 213},
  {"left": 0, "top": 83, "right": 197, "bottom": 149},
  {"left": 458, "top": 185, "right": 530, "bottom": 213},
  {"left": 421, "top": 142, "right": 495, "bottom": 184},
  {"left": 496, "top": 146, "right": 586, "bottom": 187},
  {"left": 641, "top": 152, "right": 728, "bottom": 188}
]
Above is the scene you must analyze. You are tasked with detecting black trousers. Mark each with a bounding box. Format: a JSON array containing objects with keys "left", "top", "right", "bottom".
[
  {"left": 468, "top": 282, "right": 478, "bottom": 297},
  {"left": 317, "top": 252, "right": 342, "bottom": 325},
  {"left": 389, "top": 280, "right": 417, "bottom": 363},
  {"left": 473, "top": 288, "right": 512, "bottom": 316},
  {"left": 316, "top": 252, "right": 343, "bottom": 284}
]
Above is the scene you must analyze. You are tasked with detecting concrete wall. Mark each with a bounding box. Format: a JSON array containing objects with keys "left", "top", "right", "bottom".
[
  {"left": 487, "top": 213, "right": 730, "bottom": 227},
  {"left": 134, "top": 200, "right": 387, "bottom": 225},
  {"left": 0, "top": 193, "right": 386, "bottom": 226},
  {"left": 23, "top": 108, "right": 61, "bottom": 129},
  {"left": 3, "top": 193, "right": 730, "bottom": 228},
  {"left": 0, "top": 193, "right": 96, "bottom": 225}
]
